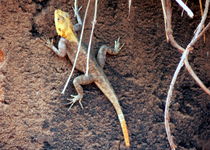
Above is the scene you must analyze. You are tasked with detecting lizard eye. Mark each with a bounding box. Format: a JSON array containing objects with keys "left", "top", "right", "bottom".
[{"left": 57, "top": 16, "right": 64, "bottom": 23}]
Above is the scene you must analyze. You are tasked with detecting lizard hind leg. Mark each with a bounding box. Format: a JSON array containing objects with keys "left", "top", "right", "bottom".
[
  {"left": 97, "top": 38, "right": 124, "bottom": 68},
  {"left": 67, "top": 75, "right": 95, "bottom": 111}
]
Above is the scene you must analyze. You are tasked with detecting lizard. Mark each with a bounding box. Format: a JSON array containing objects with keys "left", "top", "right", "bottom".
[{"left": 44, "top": 3, "right": 130, "bottom": 147}]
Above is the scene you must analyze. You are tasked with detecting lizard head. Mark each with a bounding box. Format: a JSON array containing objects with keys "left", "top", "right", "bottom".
[{"left": 54, "top": 9, "right": 77, "bottom": 42}]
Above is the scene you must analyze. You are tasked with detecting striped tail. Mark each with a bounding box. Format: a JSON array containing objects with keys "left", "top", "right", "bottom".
[
  {"left": 115, "top": 101, "right": 130, "bottom": 147},
  {"left": 95, "top": 78, "right": 130, "bottom": 147}
]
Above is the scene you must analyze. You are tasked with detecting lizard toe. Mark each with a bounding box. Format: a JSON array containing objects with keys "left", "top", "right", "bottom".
[
  {"left": 114, "top": 37, "right": 124, "bottom": 52},
  {"left": 67, "top": 94, "right": 83, "bottom": 111}
]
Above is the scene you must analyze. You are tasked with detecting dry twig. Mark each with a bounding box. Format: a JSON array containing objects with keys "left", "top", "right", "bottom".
[
  {"left": 175, "top": 0, "right": 194, "bottom": 18},
  {"left": 128, "top": 0, "right": 132, "bottom": 15},
  {"left": 181, "top": 0, "right": 189, "bottom": 16},
  {"left": 199, "top": 0, "right": 206, "bottom": 42},
  {"left": 85, "top": 0, "right": 98, "bottom": 76},
  {"left": 161, "top": 0, "right": 210, "bottom": 149},
  {"left": 161, "top": 0, "right": 169, "bottom": 41}
]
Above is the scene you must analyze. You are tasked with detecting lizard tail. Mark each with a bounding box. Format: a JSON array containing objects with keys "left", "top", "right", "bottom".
[
  {"left": 112, "top": 100, "right": 130, "bottom": 147},
  {"left": 95, "top": 77, "right": 130, "bottom": 147}
]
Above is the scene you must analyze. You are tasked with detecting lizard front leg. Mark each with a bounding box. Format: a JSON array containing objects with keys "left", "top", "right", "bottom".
[
  {"left": 44, "top": 37, "right": 68, "bottom": 57},
  {"left": 97, "top": 38, "right": 124, "bottom": 68},
  {"left": 67, "top": 74, "right": 96, "bottom": 110}
]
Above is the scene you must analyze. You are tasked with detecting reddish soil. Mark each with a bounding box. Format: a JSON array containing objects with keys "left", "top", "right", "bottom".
[
  {"left": 0, "top": 0, "right": 210, "bottom": 150},
  {"left": 0, "top": 50, "right": 4, "bottom": 63}
]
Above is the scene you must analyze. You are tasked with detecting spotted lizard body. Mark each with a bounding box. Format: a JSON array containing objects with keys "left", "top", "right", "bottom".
[{"left": 44, "top": 5, "right": 130, "bottom": 147}]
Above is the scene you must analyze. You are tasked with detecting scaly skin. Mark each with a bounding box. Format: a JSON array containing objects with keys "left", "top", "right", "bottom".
[{"left": 44, "top": 6, "right": 130, "bottom": 147}]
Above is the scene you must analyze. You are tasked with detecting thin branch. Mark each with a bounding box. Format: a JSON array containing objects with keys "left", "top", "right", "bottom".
[
  {"left": 199, "top": 0, "right": 206, "bottom": 42},
  {"left": 175, "top": 0, "right": 194, "bottom": 18},
  {"left": 181, "top": 0, "right": 189, "bottom": 17},
  {"left": 165, "top": 48, "right": 190, "bottom": 150},
  {"left": 189, "top": 0, "right": 209, "bottom": 47},
  {"left": 85, "top": 0, "right": 98, "bottom": 76},
  {"left": 183, "top": 23, "right": 210, "bottom": 96},
  {"left": 62, "top": 0, "right": 91, "bottom": 94},
  {"left": 161, "top": 0, "right": 169, "bottom": 41},
  {"left": 128, "top": 0, "right": 132, "bottom": 15},
  {"left": 199, "top": 0, "right": 204, "bottom": 18},
  {"left": 168, "top": 25, "right": 210, "bottom": 95},
  {"left": 184, "top": 52, "right": 210, "bottom": 96},
  {"left": 195, "top": 22, "right": 210, "bottom": 42}
]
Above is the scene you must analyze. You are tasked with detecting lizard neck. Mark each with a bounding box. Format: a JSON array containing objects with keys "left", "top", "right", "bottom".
[{"left": 62, "top": 30, "right": 78, "bottom": 43}]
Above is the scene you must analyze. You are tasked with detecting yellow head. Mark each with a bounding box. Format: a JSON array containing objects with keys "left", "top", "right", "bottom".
[{"left": 54, "top": 9, "right": 78, "bottom": 42}]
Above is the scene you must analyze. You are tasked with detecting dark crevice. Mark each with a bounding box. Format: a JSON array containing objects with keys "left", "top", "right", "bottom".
[
  {"left": 42, "top": 141, "right": 55, "bottom": 150},
  {"left": 1, "top": 100, "right": 9, "bottom": 105},
  {"left": 32, "top": 0, "right": 50, "bottom": 8},
  {"left": 30, "top": 23, "right": 42, "bottom": 37},
  {"left": 106, "top": 0, "right": 118, "bottom": 9},
  {"left": 205, "top": 81, "right": 210, "bottom": 87}
]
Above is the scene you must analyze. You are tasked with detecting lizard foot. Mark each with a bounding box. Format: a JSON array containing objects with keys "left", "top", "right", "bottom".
[
  {"left": 114, "top": 37, "right": 124, "bottom": 52},
  {"left": 73, "top": 0, "right": 82, "bottom": 17},
  {"left": 42, "top": 37, "right": 54, "bottom": 49},
  {"left": 67, "top": 94, "right": 83, "bottom": 111}
]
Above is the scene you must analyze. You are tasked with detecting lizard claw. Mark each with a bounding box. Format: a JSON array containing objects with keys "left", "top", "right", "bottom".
[
  {"left": 73, "top": 6, "right": 82, "bottom": 17},
  {"left": 73, "top": 0, "right": 82, "bottom": 17},
  {"left": 42, "top": 37, "right": 54, "bottom": 49},
  {"left": 114, "top": 37, "right": 124, "bottom": 52},
  {"left": 67, "top": 94, "right": 83, "bottom": 111}
]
